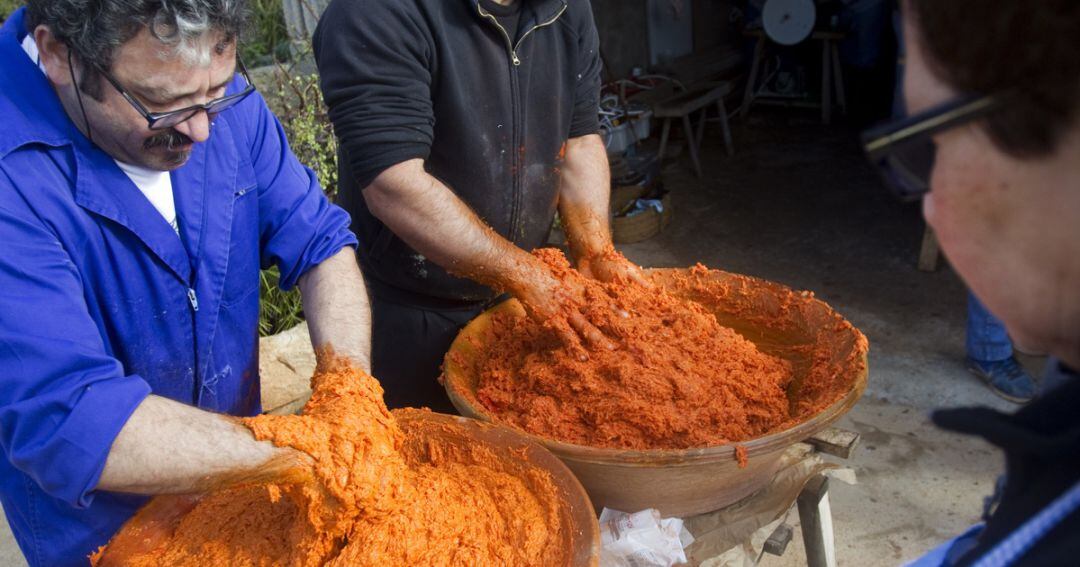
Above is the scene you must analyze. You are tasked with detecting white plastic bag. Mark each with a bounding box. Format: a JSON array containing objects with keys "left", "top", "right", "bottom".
[{"left": 599, "top": 508, "right": 695, "bottom": 567}]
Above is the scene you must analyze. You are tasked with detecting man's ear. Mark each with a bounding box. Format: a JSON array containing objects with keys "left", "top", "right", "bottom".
[{"left": 34, "top": 25, "right": 74, "bottom": 88}]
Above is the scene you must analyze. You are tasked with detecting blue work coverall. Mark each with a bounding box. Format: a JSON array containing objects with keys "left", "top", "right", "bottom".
[{"left": 0, "top": 9, "right": 357, "bottom": 565}]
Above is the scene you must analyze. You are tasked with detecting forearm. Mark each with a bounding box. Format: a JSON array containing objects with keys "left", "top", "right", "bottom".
[
  {"left": 558, "top": 134, "right": 614, "bottom": 263},
  {"left": 299, "top": 246, "right": 372, "bottom": 372},
  {"left": 96, "top": 395, "right": 307, "bottom": 495},
  {"left": 363, "top": 159, "right": 547, "bottom": 296}
]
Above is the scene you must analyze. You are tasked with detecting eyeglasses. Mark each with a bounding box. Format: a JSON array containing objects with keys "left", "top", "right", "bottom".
[
  {"left": 861, "top": 94, "right": 1002, "bottom": 202},
  {"left": 95, "top": 58, "right": 257, "bottom": 130}
]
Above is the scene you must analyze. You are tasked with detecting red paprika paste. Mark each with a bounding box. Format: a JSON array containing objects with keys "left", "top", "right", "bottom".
[
  {"left": 94, "top": 356, "right": 567, "bottom": 566},
  {"left": 474, "top": 249, "right": 820, "bottom": 451}
]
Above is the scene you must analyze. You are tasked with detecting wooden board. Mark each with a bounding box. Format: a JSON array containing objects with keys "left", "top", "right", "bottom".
[{"left": 806, "top": 428, "right": 860, "bottom": 460}]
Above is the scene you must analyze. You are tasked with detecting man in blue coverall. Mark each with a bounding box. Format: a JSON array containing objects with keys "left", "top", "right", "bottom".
[{"left": 0, "top": 1, "right": 372, "bottom": 565}]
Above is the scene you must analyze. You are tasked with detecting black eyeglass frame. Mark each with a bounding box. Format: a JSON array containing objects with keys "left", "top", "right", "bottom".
[
  {"left": 94, "top": 58, "right": 257, "bottom": 131},
  {"left": 861, "top": 94, "right": 1002, "bottom": 201}
]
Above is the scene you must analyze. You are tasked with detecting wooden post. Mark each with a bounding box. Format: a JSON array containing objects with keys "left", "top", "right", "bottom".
[
  {"left": 821, "top": 39, "right": 832, "bottom": 125},
  {"left": 740, "top": 36, "right": 765, "bottom": 119},
  {"left": 918, "top": 225, "right": 941, "bottom": 272},
  {"left": 717, "top": 98, "right": 734, "bottom": 156},
  {"left": 831, "top": 43, "right": 847, "bottom": 115},
  {"left": 797, "top": 475, "right": 836, "bottom": 567},
  {"left": 681, "top": 114, "right": 703, "bottom": 178},
  {"left": 657, "top": 118, "right": 673, "bottom": 162}
]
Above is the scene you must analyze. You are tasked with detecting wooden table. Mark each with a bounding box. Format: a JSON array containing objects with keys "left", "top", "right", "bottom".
[{"left": 741, "top": 29, "right": 848, "bottom": 125}]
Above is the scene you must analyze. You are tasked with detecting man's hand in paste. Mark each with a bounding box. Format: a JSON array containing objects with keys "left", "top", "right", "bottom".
[{"left": 577, "top": 246, "right": 651, "bottom": 288}]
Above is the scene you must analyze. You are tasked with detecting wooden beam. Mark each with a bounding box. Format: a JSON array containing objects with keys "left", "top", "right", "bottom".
[
  {"left": 764, "top": 523, "right": 794, "bottom": 557},
  {"left": 807, "top": 427, "right": 860, "bottom": 460}
]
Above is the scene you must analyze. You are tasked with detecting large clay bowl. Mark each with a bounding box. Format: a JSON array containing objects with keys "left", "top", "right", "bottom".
[
  {"left": 442, "top": 267, "right": 869, "bottom": 517},
  {"left": 95, "top": 410, "right": 601, "bottom": 566}
]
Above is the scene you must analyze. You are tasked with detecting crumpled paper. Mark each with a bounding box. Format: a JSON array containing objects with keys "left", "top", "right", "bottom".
[{"left": 600, "top": 508, "right": 696, "bottom": 567}]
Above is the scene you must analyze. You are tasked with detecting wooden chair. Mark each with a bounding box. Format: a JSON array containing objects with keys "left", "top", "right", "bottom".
[{"left": 654, "top": 81, "right": 736, "bottom": 178}]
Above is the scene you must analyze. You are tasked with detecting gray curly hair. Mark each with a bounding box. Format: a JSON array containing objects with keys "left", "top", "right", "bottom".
[{"left": 26, "top": 0, "right": 246, "bottom": 99}]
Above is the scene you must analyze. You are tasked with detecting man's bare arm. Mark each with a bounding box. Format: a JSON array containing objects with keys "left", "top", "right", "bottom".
[
  {"left": 298, "top": 246, "right": 372, "bottom": 372},
  {"left": 96, "top": 395, "right": 309, "bottom": 495},
  {"left": 558, "top": 134, "right": 648, "bottom": 285},
  {"left": 364, "top": 159, "right": 609, "bottom": 346}
]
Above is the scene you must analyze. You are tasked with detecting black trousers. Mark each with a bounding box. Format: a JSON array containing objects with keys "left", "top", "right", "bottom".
[{"left": 370, "top": 294, "right": 487, "bottom": 413}]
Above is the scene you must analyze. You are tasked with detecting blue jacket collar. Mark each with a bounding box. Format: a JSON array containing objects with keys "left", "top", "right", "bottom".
[{"left": 0, "top": 8, "right": 86, "bottom": 159}]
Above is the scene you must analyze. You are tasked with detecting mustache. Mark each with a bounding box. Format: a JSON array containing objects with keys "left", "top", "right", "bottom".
[{"left": 144, "top": 130, "right": 194, "bottom": 151}]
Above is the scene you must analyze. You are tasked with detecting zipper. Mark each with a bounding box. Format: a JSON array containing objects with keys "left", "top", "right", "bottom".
[
  {"left": 477, "top": 7, "right": 519, "bottom": 65},
  {"left": 187, "top": 269, "right": 201, "bottom": 403},
  {"left": 477, "top": 2, "right": 568, "bottom": 240},
  {"left": 477, "top": 3, "right": 568, "bottom": 66},
  {"left": 513, "top": 4, "right": 567, "bottom": 59}
]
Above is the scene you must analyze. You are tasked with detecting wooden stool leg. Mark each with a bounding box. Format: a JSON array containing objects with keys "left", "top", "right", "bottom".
[
  {"left": 918, "top": 224, "right": 941, "bottom": 272},
  {"left": 821, "top": 39, "right": 832, "bottom": 125},
  {"left": 797, "top": 475, "right": 836, "bottom": 567},
  {"left": 831, "top": 43, "right": 847, "bottom": 115},
  {"left": 695, "top": 107, "right": 708, "bottom": 149},
  {"left": 741, "top": 37, "right": 765, "bottom": 119},
  {"left": 717, "top": 98, "right": 734, "bottom": 156},
  {"left": 657, "top": 118, "right": 672, "bottom": 161},
  {"left": 681, "top": 114, "right": 703, "bottom": 178}
]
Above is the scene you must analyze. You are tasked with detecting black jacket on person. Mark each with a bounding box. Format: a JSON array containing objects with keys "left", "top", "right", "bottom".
[
  {"left": 313, "top": 0, "right": 602, "bottom": 306},
  {"left": 934, "top": 360, "right": 1080, "bottom": 566}
]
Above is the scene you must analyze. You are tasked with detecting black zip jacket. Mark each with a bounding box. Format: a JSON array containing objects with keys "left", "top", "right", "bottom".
[
  {"left": 313, "top": 0, "right": 602, "bottom": 306},
  {"left": 933, "top": 361, "right": 1080, "bottom": 565}
]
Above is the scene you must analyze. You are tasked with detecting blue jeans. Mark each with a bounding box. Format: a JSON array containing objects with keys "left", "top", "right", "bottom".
[{"left": 966, "top": 293, "right": 1013, "bottom": 362}]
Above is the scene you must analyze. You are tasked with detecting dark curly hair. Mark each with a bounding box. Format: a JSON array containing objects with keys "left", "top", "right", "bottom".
[
  {"left": 908, "top": 0, "right": 1080, "bottom": 158},
  {"left": 25, "top": 0, "right": 246, "bottom": 99}
]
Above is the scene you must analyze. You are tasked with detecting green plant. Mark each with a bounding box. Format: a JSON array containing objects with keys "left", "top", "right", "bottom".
[
  {"left": 1, "top": 0, "right": 23, "bottom": 22},
  {"left": 268, "top": 67, "right": 339, "bottom": 199},
  {"left": 257, "top": 56, "right": 339, "bottom": 336},
  {"left": 258, "top": 267, "right": 306, "bottom": 336},
  {"left": 241, "top": 0, "right": 291, "bottom": 66}
]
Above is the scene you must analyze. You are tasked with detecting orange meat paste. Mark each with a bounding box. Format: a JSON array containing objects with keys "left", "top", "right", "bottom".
[
  {"left": 95, "top": 356, "right": 567, "bottom": 566},
  {"left": 471, "top": 249, "right": 822, "bottom": 451}
]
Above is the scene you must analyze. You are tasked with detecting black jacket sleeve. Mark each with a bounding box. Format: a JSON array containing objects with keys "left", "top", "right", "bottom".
[
  {"left": 313, "top": 0, "right": 436, "bottom": 189},
  {"left": 568, "top": 0, "right": 602, "bottom": 139}
]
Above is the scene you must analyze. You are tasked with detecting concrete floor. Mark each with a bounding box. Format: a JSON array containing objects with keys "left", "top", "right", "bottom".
[{"left": 0, "top": 113, "right": 1039, "bottom": 565}]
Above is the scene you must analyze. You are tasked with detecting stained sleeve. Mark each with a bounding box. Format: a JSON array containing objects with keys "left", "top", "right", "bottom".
[
  {"left": 312, "top": 0, "right": 435, "bottom": 189},
  {"left": 229, "top": 85, "right": 358, "bottom": 291},
  {"left": 568, "top": 0, "right": 602, "bottom": 139},
  {"left": 0, "top": 188, "right": 152, "bottom": 509}
]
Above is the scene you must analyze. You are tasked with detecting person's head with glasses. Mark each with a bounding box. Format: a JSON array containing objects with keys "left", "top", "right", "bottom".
[
  {"left": 864, "top": 1, "right": 1080, "bottom": 367},
  {"left": 25, "top": 0, "right": 254, "bottom": 171}
]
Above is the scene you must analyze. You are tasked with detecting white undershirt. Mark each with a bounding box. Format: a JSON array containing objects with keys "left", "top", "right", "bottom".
[{"left": 22, "top": 35, "right": 180, "bottom": 236}]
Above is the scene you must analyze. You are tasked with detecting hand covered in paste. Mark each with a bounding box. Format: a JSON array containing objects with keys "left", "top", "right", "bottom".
[
  {"left": 509, "top": 261, "right": 616, "bottom": 354},
  {"left": 577, "top": 246, "right": 651, "bottom": 288}
]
